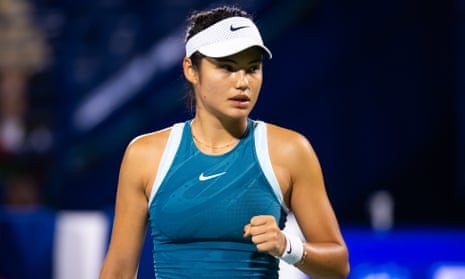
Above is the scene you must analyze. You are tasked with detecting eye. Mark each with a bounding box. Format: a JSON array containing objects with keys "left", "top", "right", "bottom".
[
  {"left": 247, "top": 64, "right": 261, "bottom": 73},
  {"left": 219, "top": 64, "right": 236, "bottom": 72}
]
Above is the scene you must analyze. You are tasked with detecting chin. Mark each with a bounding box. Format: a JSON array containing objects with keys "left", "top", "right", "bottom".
[{"left": 226, "top": 108, "right": 252, "bottom": 119}]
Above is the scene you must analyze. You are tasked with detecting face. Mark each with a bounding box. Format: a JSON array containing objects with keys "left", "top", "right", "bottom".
[{"left": 184, "top": 47, "right": 264, "bottom": 121}]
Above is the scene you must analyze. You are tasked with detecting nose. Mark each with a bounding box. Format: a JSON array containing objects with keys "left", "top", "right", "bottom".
[{"left": 235, "top": 70, "right": 249, "bottom": 91}]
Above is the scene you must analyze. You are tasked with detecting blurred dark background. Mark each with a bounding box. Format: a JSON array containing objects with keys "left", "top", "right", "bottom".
[
  {"left": 1, "top": 0, "right": 463, "bottom": 225},
  {"left": 1, "top": 1, "right": 465, "bottom": 278}
]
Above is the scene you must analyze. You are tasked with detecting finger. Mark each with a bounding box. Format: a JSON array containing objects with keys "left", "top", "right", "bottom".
[
  {"left": 251, "top": 232, "right": 273, "bottom": 245},
  {"left": 250, "top": 215, "right": 275, "bottom": 226},
  {"left": 249, "top": 223, "right": 272, "bottom": 236},
  {"left": 249, "top": 219, "right": 281, "bottom": 236},
  {"left": 255, "top": 242, "right": 280, "bottom": 254},
  {"left": 251, "top": 231, "right": 281, "bottom": 245},
  {"left": 243, "top": 224, "right": 251, "bottom": 237}
]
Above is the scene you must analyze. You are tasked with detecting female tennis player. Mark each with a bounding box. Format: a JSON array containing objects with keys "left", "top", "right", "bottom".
[{"left": 100, "top": 5, "right": 349, "bottom": 279}]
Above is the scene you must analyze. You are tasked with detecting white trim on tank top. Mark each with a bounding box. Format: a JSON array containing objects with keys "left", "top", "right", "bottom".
[
  {"left": 148, "top": 122, "right": 185, "bottom": 206},
  {"left": 147, "top": 120, "right": 289, "bottom": 212},
  {"left": 253, "top": 121, "right": 290, "bottom": 213}
]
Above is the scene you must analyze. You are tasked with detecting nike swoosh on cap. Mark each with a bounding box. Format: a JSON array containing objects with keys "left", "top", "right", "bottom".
[
  {"left": 199, "top": 172, "right": 227, "bottom": 181},
  {"left": 230, "top": 24, "right": 250, "bottom": 31}
]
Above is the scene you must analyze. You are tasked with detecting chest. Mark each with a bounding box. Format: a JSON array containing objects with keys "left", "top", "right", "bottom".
[{"left": 149, "top": 145, "right": 285, "bottom": 243}]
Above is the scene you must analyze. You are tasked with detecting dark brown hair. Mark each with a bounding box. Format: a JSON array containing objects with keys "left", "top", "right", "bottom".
[{"left": 184, "top": 6, "right": 253, "bottom": 112}]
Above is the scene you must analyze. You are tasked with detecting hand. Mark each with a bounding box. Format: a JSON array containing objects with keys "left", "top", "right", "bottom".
[{"left": 243, "top": 215, "right": 287, "bottom": 257}]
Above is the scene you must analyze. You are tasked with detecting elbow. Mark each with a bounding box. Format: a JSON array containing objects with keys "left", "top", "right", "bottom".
[
  {"left": 330, "top": 245, "right": 350, "bottom": 279},
  {"left": 339, "top": 246, "right": 350, "bottom": 278},
  {"left": 314, "top": 262, "right": 350, "bottom": 279},
  {"left": 310, "top": 245, "right": 350, "bottom": 279},
  {"left": 341, "top": 261, "right": 350, "bottom": 279},
  {"left": 329, "top": 258, "right": 350, "bottom": 279}
]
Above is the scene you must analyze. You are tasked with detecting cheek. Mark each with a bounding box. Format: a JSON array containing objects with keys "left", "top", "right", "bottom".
[
  {"left": 198, "top": 74, "right": 229, "bottom": 99},
  {"left": 251, "top": 76, "right": 263, "bottom": 95}
]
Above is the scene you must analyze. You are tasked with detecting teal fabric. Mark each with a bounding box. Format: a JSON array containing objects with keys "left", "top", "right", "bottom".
[{"left": 148, "top": 119, "right": 286, "bottom": 278}]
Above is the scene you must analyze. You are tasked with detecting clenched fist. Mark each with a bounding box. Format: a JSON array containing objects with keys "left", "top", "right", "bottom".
[{"left": 243, "top": 215, "right": 287, "bottom": 257}]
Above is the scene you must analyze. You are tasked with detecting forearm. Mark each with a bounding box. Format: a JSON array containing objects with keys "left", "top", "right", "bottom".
[
  {"left": 99, "top": 252, "right": 139, "bottom": 279},
  {"left": 99, "top": 263, "right": 137, "bottom": 279},
  {"left": 296, "top": 242, "right": 349, "bottom": 279}
]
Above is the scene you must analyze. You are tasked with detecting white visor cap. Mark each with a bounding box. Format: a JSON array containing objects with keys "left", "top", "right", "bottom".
[{"left": 185, "top": 17, "right": 272, "bottom": 59}]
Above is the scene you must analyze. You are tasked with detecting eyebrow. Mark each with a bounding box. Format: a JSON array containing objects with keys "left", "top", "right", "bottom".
[{"left": 212, "top": 57, "right": 263, "bottom": 65}]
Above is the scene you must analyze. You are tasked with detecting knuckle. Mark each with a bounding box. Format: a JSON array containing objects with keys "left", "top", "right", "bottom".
[
  {"left": 273, "top": 243, "right": 280, "bottom": 252},
  {"left": 258, "top": 243, "right": 270, "bottom": 252},
  {"left": 272, "top": 231, "right": 279, "bottom": 240}
]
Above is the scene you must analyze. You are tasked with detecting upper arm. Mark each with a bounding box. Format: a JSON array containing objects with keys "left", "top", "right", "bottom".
[
  {"left": 268, "top": 126, "right": 345, "bottom": 246},
  {"left": 288, "top": 134, "right": 344, "bottom": 245},
  {"left": 100, "top": 133, "right": 166, "bottom": 277}
]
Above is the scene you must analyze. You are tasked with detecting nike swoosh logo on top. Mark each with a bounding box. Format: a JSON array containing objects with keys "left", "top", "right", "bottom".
[
  {"left": 199, "top": 172, "right": 227, "bottom": 181},
  {"left": 230, "top": 25, "right": 250, "bottom": 31}
]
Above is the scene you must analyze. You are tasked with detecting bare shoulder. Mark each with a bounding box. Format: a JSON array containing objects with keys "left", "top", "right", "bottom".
[
  {"left": 127, "top": 126, "right": 172, "bottom": 156},
  {"left": 119, "top": 126, "right": 173, "bottom": 189},
  {"left": 265, "top": 123, "right": 316, "bottom": 160},
  {"left": 265, "top": 122, "right": 322, "bottom": 180}
]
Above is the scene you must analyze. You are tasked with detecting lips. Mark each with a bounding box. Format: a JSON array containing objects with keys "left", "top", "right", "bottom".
[
  {"left": 229, "top": 95, "right": 250, "bottom": 102},
  {"left": 229, "top": 95, "right": 250, "bottom": 108}
]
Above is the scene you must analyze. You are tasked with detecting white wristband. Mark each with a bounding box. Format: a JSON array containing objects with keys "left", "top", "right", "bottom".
[{"left": 279, "top": 232, "right": 304, "bottom": 265}]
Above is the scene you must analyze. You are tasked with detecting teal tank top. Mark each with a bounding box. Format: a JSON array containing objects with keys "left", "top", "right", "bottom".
[{"left": 147, "top": 119, "right": 288, "bottom": 278}]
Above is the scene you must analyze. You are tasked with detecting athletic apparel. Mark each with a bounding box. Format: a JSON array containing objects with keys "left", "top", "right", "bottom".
[{"left": 148, "top": 119, "right": 288, "bottom": 278}]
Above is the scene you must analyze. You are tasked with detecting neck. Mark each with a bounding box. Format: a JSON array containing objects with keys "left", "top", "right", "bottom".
[{"left": 191, "top": 115, "right": 248, "bottom": 153}]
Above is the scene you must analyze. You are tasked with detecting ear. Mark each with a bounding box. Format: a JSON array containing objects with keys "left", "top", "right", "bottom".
[{"left": 183, "top": 57, "right": 199, "bottom": 85}]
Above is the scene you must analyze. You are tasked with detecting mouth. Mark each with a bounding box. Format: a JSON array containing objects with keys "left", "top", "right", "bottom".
[
  {"left": 229, "top": 95, "right": 250, "bottom": 102},
  {"left": 229, "top": 95, "right": 251, "bottom": 109}
]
